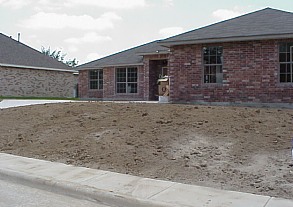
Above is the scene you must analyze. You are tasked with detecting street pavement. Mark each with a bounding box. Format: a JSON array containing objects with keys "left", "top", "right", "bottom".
[{"left": 0, "top": 179, "right": 109, "bottom": 207}]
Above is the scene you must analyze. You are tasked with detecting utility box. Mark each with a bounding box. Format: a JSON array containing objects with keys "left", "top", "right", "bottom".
[
  {"left": 157, "top": 76, "right": 169, "bottom": 103},
  {"left": 158, "top": 77, "right": 169, "bottom": 96}
]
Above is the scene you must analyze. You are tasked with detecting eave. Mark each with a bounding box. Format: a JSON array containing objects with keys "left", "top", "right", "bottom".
[
  {"left": 0, "top": 63, "right": 78, "bottom": 73},
  {"left": 78, "top": 63, "right": 144, "bottom": 71},
  {"left": 159, "top": 33, "right": 293, "bottom": 47}
]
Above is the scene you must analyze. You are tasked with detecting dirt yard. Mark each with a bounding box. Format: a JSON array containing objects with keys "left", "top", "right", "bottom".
[{"left": 0, "top": 102, "right": 292, "bottom": 199}]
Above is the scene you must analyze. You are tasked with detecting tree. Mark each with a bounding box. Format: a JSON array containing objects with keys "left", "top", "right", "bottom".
[
  {"left": 41, "top": 46, "right": 78, "bottom": 68},
  {"left": 65, "top": 58, "right": 78, "bottom": 68}
]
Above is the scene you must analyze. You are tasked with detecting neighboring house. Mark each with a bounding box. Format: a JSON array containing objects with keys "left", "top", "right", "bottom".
[
  {"left": 0, "top": 33, "right": 77, "bottom": 98},
  {"left": 78, "top": 8, "right": 293, "bottom": 104}
]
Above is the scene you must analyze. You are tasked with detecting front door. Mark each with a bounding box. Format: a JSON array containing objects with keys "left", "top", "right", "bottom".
[{"left": 149, "top": 60, "right": 168, "bottom": 101}]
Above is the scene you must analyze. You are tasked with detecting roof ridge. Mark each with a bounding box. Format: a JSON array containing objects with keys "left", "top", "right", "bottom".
[{"left": 160, "top": 7, "right": 292, "bottom": 43}]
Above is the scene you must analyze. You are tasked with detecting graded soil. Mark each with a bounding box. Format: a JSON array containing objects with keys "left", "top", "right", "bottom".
[{"left": 0, "top": 102, "right": 292, "bottom": 199}]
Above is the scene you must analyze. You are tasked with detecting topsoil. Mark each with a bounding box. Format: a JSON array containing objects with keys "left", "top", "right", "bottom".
[{"left": 0, "top": 102, "right": 292, "bottom": 199}]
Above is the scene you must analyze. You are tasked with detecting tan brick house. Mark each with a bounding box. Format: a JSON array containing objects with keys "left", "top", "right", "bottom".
[
  {"left": 0, "top": 33, "right": 77, "bottom": 98},
  {"left": 78, "top": 8, "right": 293, "bottom": 104}
]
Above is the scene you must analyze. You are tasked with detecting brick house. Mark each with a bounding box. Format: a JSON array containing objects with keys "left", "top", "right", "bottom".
[
  {"left": 78, "top": 41, "right": 169, "bottom": 101},
  {"left": 78, "top": 8, "right": 293, "bottom": 104},
  {"left": 0, "top": 33, "right": 78, "bottom": 98}
]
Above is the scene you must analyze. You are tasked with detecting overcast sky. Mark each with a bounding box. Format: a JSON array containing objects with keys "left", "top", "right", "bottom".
[{"left": 1, "top": 0, "right": 292, "bottom": 65}]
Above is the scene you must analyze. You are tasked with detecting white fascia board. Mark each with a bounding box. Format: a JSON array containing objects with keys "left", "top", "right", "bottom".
[{"left": 0, "top": 63, "right": 78, "bottom": 73}]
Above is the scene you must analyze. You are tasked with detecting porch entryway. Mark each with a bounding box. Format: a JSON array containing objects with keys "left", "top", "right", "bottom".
[{"left": 149, "top": 59, "right": 168, "bottom": 101}]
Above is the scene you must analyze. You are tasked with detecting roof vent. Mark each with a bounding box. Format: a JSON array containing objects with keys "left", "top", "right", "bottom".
[{"left": 17, "top": 33, "right": 20, "bottom": 42}]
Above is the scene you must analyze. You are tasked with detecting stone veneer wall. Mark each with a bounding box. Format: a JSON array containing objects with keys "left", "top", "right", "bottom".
[
  {"left": 0, "top": 66, "right": 77, "bottom": 98},
  {"left": 169, "top": 39, "right": 293, "bottom": 103}
]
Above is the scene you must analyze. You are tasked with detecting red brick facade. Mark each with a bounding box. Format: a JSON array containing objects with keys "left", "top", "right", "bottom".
[
  {"left": 79, "top": 66, "right": 147, "bottom": 100},
  {"left": 169, "top": 39, "right": 293, "bottom": 103},
  {"left": 102, "top": 66, "right": 146, "bottom": 100},
  {"left": 78, "top": 54, "right": 169, "bottom": 101},
  {"left": 79, "top": 39, "right": 293, "bottom": 104},
  {"left": 78, "top": 70, "right": 103, "bottom": 99}
]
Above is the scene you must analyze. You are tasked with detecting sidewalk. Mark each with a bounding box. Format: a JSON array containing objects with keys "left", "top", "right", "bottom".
[{"left": 0, "top": 153, "right": 292, "bottom": 207}]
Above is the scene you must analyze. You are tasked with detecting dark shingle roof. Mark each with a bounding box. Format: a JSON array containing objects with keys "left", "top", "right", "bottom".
[
  {"left": 0, "top": 33, "right": 72, "bottom": 70},
  {"left": 160, "top": 8, "right": 293, "bottom": 46},
  {"left": 78, "top": 40, "right": 169, "bottom": 69}
]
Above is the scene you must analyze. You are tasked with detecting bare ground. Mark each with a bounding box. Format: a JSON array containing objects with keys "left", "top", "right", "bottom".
[{"left": 0, "top": 102, "right": 292, "bottom": 199}]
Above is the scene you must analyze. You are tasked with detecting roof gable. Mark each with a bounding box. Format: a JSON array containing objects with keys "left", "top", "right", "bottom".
[
  {"left": 0, "top": 33, "right": 72, "bottom": 70},
  {"left": 78, "top": 40, "right": 169, "bottom": 69},
  {"left": 160, "top": 8, "right": 293, "bottom": 46}
]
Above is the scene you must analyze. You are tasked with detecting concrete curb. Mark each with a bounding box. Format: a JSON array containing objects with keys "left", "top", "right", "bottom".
[
  {"left": 1, "top": 153, "right": 292, "bottom": 207},
  {"left": 0, "top": 167, "right": 178, "bottom": 207}
]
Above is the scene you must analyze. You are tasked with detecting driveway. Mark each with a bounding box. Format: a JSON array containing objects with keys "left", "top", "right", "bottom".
[{"left": 0, "top": 99, "right": 73, "bottom": 109}]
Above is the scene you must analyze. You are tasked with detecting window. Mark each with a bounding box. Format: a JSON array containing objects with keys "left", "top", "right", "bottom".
[
  {"left": 89, "top": 70, "right": 103, "bottom": 90},
  {"left": 279, "top": 43, "right": 293, "bottom": 83},
  {"left": 116, "top": 67, "right": 138, "bottom": 93},
  {"left": 203, "top": 46, "right": 223, "bottom": 84}
]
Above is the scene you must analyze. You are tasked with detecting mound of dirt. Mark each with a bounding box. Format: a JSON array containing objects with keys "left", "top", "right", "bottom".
[{"left": 0, "top": 102, "right": 292, "bottom": 199}]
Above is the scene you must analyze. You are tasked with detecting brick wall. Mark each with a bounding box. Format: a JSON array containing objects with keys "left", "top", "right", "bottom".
[
  {"left": 79, "top": 66, "right": 147, "bottom": 100},
  {"left": 169, "top": 39, "right": 293, "bottom": 103},
  {"left": 78, "top": 70, "right": 103, "bottom": 99},
  {"left": 0, "top": 66, "right": 77, "bottom": 98},
  {"left": 78, "top": 53, "right": 169, "bottom": 101},
  {"left": 103, "top": 66, "right": 147, "bottom": 101}
]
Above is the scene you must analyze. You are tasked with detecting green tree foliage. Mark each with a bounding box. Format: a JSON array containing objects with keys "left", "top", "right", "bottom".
[
  {"left": 41, "top": 46, "right": 78, "bottom": 68},
  {"left": 66, "top": 58, "right": 78, "bottom": 68}
]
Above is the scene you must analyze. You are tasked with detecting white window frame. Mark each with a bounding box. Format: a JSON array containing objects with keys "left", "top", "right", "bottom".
[
  {"left": 116, "top": 67, "right": 138, "bottom": 94},
  {"left": 203, "top": 46, "right": 223, "bottom": 84},
  {"left": 89, "top": 70, "right": 103, "bottom": 90},
  {"left": 279, "top": 43, "right": 293, "bottom": 83}
]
